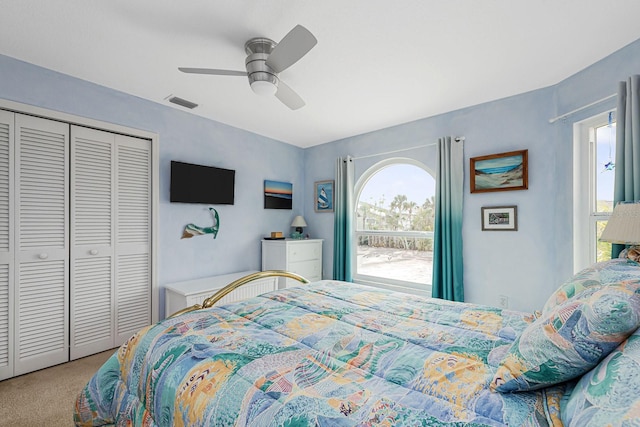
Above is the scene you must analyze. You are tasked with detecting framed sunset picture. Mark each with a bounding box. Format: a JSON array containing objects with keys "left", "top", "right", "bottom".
[
  {"left": 264, "top": 180, "right": 293, "bottom": 209},
  {"left": 470, "top": 149, "right": 528, "bottom": 193}
]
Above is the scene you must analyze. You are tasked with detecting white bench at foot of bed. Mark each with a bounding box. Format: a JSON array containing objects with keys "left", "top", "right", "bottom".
[{"left": 163, "top": 270, "right": 278, "bottom": 318}]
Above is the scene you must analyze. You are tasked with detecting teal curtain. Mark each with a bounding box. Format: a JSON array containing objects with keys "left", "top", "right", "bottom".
[
  {"left": 432, "top": 137, "right": 464, "bottom": 301},
  {"left": 613, "top": 75, "right": 640, "bottom": 257},
  {"left": 333, "top": 156, "right": 354, "bottom": 281}
]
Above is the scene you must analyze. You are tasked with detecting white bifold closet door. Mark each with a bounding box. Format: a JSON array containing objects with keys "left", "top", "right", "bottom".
[
  {"left": 15, "top": 114, "right": 70, "bottom": 376},
  {"left": 0, "top": 110, "right": 14, "bottom": 381},
  {"left": 70, "top": 126, "right": 151, "bottom": 360},
  {"left": 0, "top": 110, "right": 152, "bottom": 379}
]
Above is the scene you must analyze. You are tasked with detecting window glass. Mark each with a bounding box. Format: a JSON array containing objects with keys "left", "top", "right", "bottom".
[
  {"left": 355, "top": 163, "right": 435, "bottom": 289},
  {"left": 594, "top": 121, "right": 616, "bottom": 262},
  {"left": 595, "top": 121, "right": 616, "bottom": 213},
  {"left": 595, "top": 220, "right": 611, "bottom": 262},
  {"left": 574, "top": 112, "right": 616, "bottom": 270}
]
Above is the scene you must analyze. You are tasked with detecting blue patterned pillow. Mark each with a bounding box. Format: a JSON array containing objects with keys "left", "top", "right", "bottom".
[
  {"left": 561, "top": 327, "right": 640, "bottom": 426},
  {"left": 491, "top": 278, "right": 640, "bottom": 392},
  {"left": 542, "top": 258, "right": 640, "bottom": 315}
]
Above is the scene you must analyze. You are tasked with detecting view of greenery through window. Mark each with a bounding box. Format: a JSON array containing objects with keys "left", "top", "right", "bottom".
[
  {"left": 356, "top": 164, "right": 435, "bottom": 285},
  {"left": 595, "top": 121, "right": 616, "bottom": 261}
]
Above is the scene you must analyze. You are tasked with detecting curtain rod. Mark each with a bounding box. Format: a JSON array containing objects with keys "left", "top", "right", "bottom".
[
  {"left": 351, "top": 137, "right": 464, "bottom": 160},
  {"left": 548, "top": 93, "right": 616, "bottom": 124}
]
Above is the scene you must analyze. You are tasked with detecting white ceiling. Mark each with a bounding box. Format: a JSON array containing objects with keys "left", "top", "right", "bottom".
[{"left": 2, "top": 1, "right": 640, "bottom": 148}]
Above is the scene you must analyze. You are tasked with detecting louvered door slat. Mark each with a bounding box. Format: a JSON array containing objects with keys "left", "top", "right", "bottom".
[
  {"left": 0, "top": 120, "right": 9, "bottom": 254},
  {"left": 15, "top": 114, "right": 68, "bottom": 376},
  {"left": 0, "top": 266, "right": 9, "bottom": 375},
  {"left": 72, "top": 257, "right": 112, "bottom": 348},
  {"left": 116, "top": 253, "right": 150, "bottom": 340},
  {"left": 17, "top": 260, "right": 66, "bottom": 359},
  {"left": 0, "top": 111, "right": 12, "bottom": 381},
  {"left": 73, "top": 135, "right": 112, "bottom": 246},
  {"left": 117, "top": 143, "right": 150, "bottom": 245},
  {"left": 114, "top": 136, "right": 151, "bottom": 345},
  {"left": 17, "top": 118, "right": 67, "bottom": 251},
  {"left": 70, "top": 126, "right": 115, "bottom": 360}
]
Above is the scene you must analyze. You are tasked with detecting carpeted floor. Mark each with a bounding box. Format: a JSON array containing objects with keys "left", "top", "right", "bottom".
[{"left": 0, "top": 349, "right": 115, "bottom": 427}]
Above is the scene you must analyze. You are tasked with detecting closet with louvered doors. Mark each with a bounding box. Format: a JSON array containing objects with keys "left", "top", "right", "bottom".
[
  {"left": 70, "top": 126, "right": 151, "bottom": 360},
  {"left": 0, "top": 110, "right": 152, "bottom": 380}
]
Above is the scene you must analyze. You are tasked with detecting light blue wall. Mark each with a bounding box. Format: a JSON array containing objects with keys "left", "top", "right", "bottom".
[
  {"left": 305, "top": 88, "right": 557, "bottom": 312},
  {"left": 305, "top": 38, "right": 640, "bottom": 312},
  {"left": 0, "top": 54, "right": 306, "bottom": 317},
  {"left": 2, "top": 36, "right": 640, "bottom": 315},
  {"left": 551, "top": 37, "right": 640, "bottom": 275}
]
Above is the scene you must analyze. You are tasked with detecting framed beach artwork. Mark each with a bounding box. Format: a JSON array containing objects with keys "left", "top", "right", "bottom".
[
  {"left": 264, "top": 180, "right": 293, "bottom": 209},
  {"left": 481, "top": 206, "right": 518, "bottom": 231},
  {"left": 314, "top": 180, "right": 334, "bottom": 212},
  {"left": 470, "top": 149, "right": 528, "bottom": 193}
]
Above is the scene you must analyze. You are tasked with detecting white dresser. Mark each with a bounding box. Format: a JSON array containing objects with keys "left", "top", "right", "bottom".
[
  {"left": 261, "top": 239, "right": 323, "bottom": 288},
  {"left": 164, "top": 270, "right": 277, "bottom": 318}
]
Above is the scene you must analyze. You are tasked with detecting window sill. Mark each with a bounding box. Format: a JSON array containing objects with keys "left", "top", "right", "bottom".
[{"left": 353, "top": 276, "right": 432, "bottom": 298}]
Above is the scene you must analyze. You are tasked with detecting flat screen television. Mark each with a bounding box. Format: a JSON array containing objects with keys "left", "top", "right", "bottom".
[{"left": 170, "top": 161, "right": 235, "bottom": 205}]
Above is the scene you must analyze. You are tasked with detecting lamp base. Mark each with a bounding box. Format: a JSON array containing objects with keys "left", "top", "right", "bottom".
[
  {"left": 621, "top": 245, "right": 640, "bottom": 263},
  {"left": 295, "top": 227, "right": 303, "bottom": 234}
]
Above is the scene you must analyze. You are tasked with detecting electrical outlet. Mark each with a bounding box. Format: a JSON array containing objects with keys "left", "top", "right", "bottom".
[{"left": 498, "top": 295, "right": 509, "bottom": 309}]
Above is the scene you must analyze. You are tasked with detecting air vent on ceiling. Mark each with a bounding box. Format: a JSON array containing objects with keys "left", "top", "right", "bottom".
[{"left": 168, "top": 96, "right": 198, "bottom": 109}]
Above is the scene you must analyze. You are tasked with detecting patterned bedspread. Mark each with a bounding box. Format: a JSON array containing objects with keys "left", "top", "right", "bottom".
[{"left": 74, "top": 280, "right": 565, "bottom": 426}]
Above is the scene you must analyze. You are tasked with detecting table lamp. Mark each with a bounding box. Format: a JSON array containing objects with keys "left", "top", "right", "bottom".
[
  {"left": 600, "top": 201, "right": 640, "bottom": 261},
  {"left": 291, "top": 215, "right": 307, "bottom": 238}
]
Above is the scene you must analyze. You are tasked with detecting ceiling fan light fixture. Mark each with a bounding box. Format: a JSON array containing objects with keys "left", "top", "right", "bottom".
[
  {"left": 179, "top": 25, "right": 316, "bottom": 109},
  {"left": 246, "top": 52, "right": 279, "bottom": 97},
  {"left": 250, "top": 79, "right": 277, "bottom": 96}
]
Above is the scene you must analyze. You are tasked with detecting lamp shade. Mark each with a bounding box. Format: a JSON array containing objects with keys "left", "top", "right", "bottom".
[
  {"left": 600, "top": 201, "right": 640, "bottom": 244},
  {"left": 291, "top": 216, "right": 307, "bottom": 228}
]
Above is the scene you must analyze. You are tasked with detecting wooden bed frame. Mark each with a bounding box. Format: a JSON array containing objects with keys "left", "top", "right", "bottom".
[{"left": 168, "top": 270, "right": 309, "bottom": 318}]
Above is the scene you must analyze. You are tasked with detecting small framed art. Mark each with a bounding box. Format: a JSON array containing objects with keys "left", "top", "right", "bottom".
[
  {"left": 481, "top": 206, "right": 518, "bottom": 231},
  {"left": 264, "top": 180, "right": 293, "bottom": 209},
  {"left": 314, "top": 180, "right": 334, "bottom": 212},
  {"left": 470, "top": 149, "right": 528, "bottom": 193}
]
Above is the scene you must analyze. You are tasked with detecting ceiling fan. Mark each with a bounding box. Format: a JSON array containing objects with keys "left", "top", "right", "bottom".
[{"left": 179, "top": 25, "right": 317, "bottom": 110}]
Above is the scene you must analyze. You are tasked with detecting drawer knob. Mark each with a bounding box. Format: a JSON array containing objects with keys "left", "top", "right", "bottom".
[
  {"left": 90, "top": 249, "right": 99, "bottom": 255},
  {"left": 38, "top": 253, "right": 48, "bottom": 260}
]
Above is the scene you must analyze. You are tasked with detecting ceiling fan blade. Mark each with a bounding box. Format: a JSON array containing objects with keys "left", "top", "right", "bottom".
[
  {"left": 265, "top": 25, "right": 317, "bottom": 73},
  {"left": 275, "top": 80, "right": 305, "bottom": 110},
  {"left": 178, "top": 67, "right": 247, "bottom": 76}
]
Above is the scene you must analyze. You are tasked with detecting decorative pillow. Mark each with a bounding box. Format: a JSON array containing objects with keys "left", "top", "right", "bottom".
[
  {"left": 561, "top": 327, "right": 640, "bottom": 426},
  {"left": 542, "top": 258, "right": 640, "bottom": 315},
  {"left": 491, "top": 279, "right": 640, "bottom": 392}
]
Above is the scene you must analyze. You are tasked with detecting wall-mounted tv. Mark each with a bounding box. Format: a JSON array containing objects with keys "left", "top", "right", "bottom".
[{"left": 170, "top": 160, "right": 235, "bottom": 205}]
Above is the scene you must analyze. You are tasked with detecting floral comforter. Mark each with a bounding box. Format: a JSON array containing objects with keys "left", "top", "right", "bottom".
[{"left": 74, "top": 280, "right": 564, "bottom": 426}]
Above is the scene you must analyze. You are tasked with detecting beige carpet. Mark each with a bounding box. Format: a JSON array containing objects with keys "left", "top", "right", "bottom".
[{"left": 0, "top": 349, "right": 115, "bottom": 427}]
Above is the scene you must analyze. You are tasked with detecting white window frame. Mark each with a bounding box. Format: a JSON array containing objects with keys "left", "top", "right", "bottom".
[
  {"left": 573, "top": 111, "right": 615, "bottom": 272},
  {"left": 352, "top": 157, "right": 435, "bottom": 296}
]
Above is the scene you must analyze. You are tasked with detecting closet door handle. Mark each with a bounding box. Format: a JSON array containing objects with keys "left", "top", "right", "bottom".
[
  {"left": 90, "top": 249, "right": 99, "bottom": 255},
  {"left": 38, "top": 253, "right": 49, "bottom": 260}
]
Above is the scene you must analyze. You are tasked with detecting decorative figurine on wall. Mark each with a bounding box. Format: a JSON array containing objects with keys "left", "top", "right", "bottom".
[{"left": 182, "top": 207, "right": 220, "bottom": 239}]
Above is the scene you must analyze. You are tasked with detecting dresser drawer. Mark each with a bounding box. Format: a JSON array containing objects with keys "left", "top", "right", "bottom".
[
  {"left": 287, "top": 242, "right": 321, "bottom": 262},
  {"left": 262, "top": 239, "right": 323, "bottom": 289},
  {"left": 289, "top": 260, "right": 321, "bottom": 281}
]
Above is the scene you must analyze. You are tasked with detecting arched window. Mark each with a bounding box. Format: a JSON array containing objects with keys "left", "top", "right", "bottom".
[{"left": 354, "top": 158, "right": 435, "bottom": 294}]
